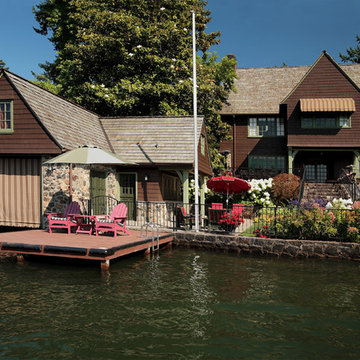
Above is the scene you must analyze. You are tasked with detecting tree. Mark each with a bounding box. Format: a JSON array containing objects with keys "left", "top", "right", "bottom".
[
  {"left": 33, "top": 0, "right": 236, "bottom": 171},
  {"left": 340, "top": 34, "right": 360, "bottom": 63},
  {"left": 0, "top": 59, "right": 8, "bottom": 70}
]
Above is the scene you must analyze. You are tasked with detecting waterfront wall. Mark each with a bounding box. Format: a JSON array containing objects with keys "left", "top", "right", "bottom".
[{"left": 173, "top": 232, "right": 360, "bottom": 261}]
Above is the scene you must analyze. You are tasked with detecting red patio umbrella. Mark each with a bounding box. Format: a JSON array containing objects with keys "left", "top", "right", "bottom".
[{"left": 206, "top": 175, "right": 251, "bottom": 208}]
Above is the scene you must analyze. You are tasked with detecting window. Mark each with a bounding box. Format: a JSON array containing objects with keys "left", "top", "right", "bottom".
[
  {"left": 0, "top": 101, "right": 13, "bottom": 134},
  {"left": 301, "top": 114, "right": 351, "bottom": 129},
  {"left": 249, "top": 155, "right": 286, "bottom": 170},
  {"left": 248, "top": 117, "right": 284, "bottom": 137}
]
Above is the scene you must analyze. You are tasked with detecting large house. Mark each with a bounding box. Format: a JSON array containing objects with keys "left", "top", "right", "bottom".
[
  {"left": 220, "top": 51, "right": 360, "bottom": 183},
  {"left": 0, "top": 70, "right": 212, "bottom": 228}
]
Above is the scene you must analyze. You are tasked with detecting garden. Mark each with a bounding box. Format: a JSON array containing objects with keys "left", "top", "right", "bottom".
[{"left": 200, "top": 173, "right": 360, "bottom": 242}]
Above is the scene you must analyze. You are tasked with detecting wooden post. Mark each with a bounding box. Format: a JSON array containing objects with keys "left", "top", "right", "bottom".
[
  {"left": 16, "top": 255, "right": 25, "bottom": 264},
  {"left": 100, "top": 259, "right": 110, "bottom": 272}
]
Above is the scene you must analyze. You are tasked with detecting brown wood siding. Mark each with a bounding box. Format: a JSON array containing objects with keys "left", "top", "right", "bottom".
[
  {"left": 198, "top": 124, "right": 213, "bottom": 176},
  {"left": 134, "top": 167, "right": 163, "bottom": 202},
  {"left": 285, "top": 55, "right": 360, "bottom": 147},
  {"left": 220, "top": 116, "right": 287, "bottom": 170},
  {"left": 0, "top": 76, "right": 61, "bottom": 154}
]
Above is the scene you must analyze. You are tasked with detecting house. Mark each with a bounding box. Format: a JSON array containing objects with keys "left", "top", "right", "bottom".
[
  {"left": 0, "top": 69, "right": 212, "bottom": 228},
  {"left": 220, "top": 51, "right": 360, "bottom": 183}
]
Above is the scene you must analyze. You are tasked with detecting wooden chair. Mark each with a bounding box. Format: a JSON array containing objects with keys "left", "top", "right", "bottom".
[
  {"left": 211, "top": 203, "right": 223, "bottom": 209},
  {"left": 208, "top": 208, "right": 226, "bottom": 232},
  {"left": 232, "top": 204, "right": 244, "bottom": 215},
  {"left": 94, "top": 203, "right": 130, "bottom": 236},
  {"left": 47, "top": 201, "right": 81, "bottom": 234},
  {"left": 175, "top": 206, "right": 194, "bottom": 230}
]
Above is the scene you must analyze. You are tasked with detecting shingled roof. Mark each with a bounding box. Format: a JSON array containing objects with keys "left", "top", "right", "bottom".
[
  {"left": 5, "top": 70, "right": 111, "bottom": 151},
  {"left": 100, "top": 116, "right": 204, "bottom": 165},
  {"left": 221, "top": 62, "right": 360, "bottom": 115}
]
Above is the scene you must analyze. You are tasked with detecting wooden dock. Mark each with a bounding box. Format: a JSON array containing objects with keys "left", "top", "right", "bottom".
[{"left": 0, "top": 229, "right": 173, "bottom": 270}]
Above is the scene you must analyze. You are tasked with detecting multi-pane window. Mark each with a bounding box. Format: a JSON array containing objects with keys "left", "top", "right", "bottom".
[
  {"left": 0, "top": 101, "right": 13, "bottom": 133},
  {"left": 301, "top": 114, "right": 350, "bottom": 129},
  {"left": 249, "top": 155, "right": 286, "bottom": 170},
  {"left": 248, "top": 117, "right": 284, "bottom": 137}
]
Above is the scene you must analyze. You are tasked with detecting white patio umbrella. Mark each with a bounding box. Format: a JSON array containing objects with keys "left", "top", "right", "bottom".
[
  {"left": 43, "top": 145, "right": 137, "bottom": 201},
  {"left": 44, "top": 145, "right": 136, "bottom": 165}
]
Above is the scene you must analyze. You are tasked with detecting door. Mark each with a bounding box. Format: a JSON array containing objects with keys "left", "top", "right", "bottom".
[
  {"left": 118, "top": 173, "right": 136, "bottom": 220},
  {"left": 305, "top": 164, "right": 327, "bottom": 183},
  {"left": 90, "top": 170, "right": 107, "bottom": 214}
]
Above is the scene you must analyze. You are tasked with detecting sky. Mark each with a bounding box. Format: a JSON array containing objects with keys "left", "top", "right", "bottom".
[{"left": 1, "top": 0, "right": 360, "bottom": 80}]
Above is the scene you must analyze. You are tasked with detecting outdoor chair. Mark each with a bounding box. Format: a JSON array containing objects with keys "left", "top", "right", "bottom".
[
  {"left": 232, "top": 204, "right": 244, "bottom": 215},
  {"left": 175, "top": 206, "right": 194, "bottom": 230},
  {"left": 94, "top": 203, "right": 130, "bottom": 237},
  {"left": 47, "top": 201, "right": 81, "bottom": 234},
  {"left": 211, "top": 203, "right": 223, "bottom": 209},
  {"left": 208, "top": 208, "right": 226, "bottom": 232}
]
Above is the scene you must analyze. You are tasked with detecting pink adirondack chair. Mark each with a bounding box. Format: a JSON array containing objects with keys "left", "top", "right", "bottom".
[
  {"left": 211, "top": 202, "right": 223, "bottom": 209},
  {"left": 47, "top": 201, "right": 81, "bottom": 234},
  {"left": 94, "top": 203, "right": 130, "bottom": 237}
]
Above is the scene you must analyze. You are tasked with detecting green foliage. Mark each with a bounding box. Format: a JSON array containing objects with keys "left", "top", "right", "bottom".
[
  {"left": 340, "top": 34, "right": 360, "bottom": 63},
  {"left": 32, "top": 0, "right": 237, "bottom": 169},
  {"left": 255, "top": 205, "right": 360, "bottom": 242},
  {"left": 32, "top": 73, "right": 62, "bottom": 94},
  {"left": 0, "top": 59, "right": 8, "bottom": 70}
]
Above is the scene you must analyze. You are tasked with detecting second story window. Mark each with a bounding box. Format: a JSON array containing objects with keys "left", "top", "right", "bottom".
[
  {"left": 301, "top": 114, "right": 351, "bottom": 129},
  {"left": 0, "top": 101, "right": 13, "bottom": 134},
  {"left": 248, "top": 117, "right": 284, "bottom": 137}
]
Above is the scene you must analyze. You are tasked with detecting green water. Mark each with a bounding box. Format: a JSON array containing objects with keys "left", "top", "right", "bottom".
[{"left": 1, "top": 249, "right": 360, "bottom": 360}]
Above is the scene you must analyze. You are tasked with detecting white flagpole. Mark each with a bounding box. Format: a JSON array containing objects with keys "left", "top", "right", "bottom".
[{"left": 192, "top": 10, "right": 199, "bottom": 232}]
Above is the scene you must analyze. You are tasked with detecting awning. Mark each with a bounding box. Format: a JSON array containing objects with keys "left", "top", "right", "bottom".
[{"left": 300, "top": 98, "right": 355, "bottom": 112}]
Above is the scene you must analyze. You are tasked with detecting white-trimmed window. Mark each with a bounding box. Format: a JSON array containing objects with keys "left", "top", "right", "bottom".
[
  {"left": 301, "top": 114, "right": 351, "bottom": 129},
  {"left": 249, "top": 155, "right": 286, "bottom": 170},
  {"left": 248, "top": 117, "right": 284, "bottom": 137},
  {"left": 0, "top": 101, "right": 13, "bottom": 134}
]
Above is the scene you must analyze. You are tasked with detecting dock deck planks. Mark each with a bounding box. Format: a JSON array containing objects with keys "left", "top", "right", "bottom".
[{"left": 0, "top": 229, "right": 173, "bottom": 267}]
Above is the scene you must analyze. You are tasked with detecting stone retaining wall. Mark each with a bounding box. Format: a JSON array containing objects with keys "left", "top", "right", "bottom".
[{"left": 173, "top": 232, "right": 360, "bottom": 261}]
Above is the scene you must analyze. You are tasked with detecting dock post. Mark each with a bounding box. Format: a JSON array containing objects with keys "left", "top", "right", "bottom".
[
  {"left": 16, "top": 255, "right": 25, "bottom": 264},
  {"left": 100, "top": 259, "right": 110, "bottom": 272}
]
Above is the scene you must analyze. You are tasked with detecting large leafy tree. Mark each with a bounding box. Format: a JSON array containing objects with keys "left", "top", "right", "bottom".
[
  {"left": 33, "top": 0, "right": 236, "bottom": 171},
  {"left": 340, "top": 34, "right": 360, "bottom": 63}
]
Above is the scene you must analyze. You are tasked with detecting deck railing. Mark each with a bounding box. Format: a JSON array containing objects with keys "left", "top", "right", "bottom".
[{"left": 338, "top": 168, "right": 360, "bottom": 202}]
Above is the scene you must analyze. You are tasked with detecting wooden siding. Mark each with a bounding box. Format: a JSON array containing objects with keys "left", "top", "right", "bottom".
[
  {"left": 220, "top": 116, "right": 287, "bottom": 171},
  {"left": 198, "top": 125, "right": 213, "bottom": 176},
  {"left": 0, "top": 76, "right": 61, "bottom": 154},
  {"left": 285, "top": 54, "right": 360, "bottom": 147}
]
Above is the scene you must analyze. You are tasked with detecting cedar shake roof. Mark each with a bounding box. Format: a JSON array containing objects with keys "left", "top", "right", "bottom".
[
  {"left": 100, "top": 116, "right": 204, "bottom": 165},
  {"left": 4, "top": 70, "right": 111, "bottom": 151},
  {"left": 221, "top": 62, "right": 360, "bottom": 115}
]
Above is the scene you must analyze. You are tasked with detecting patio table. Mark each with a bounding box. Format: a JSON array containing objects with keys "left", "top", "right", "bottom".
[{"left": 73, "top": 214, "right": 96, "bottom": 235}]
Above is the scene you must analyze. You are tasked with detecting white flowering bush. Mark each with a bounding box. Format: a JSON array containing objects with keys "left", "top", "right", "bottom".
[
  {"left": 236, "top": 178, "right": 274, "bottom": 206},
  {"left": 326, "top": 198, "right": 353, "bottom": 210}
]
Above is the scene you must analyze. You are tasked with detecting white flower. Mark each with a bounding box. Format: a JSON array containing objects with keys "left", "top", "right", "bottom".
[
  {"left": 170, "top": 65, "right": 174, "bottom": 68},
  {"left": 160, "top": 7, "right": 165, "bottom": 10},
  {"left": 128, "top": 53, "right": 134, "bottom": 57},
  {"left": 104, "top": 94, "right": 109, "bottom": 98},
  {"left": 179, "top": 80, "right": 184, "bottom": 83},
  {"left": 91, "top": 84, "right": 95, "bottom": 89},
  {"left": 172, "top": 58, "right": 176, "bottom": 62},
  {"left": 101, "top": 84, "right": 105, "bottom": 88},
  {"left": 184, "top": 28, "right": 187, "bottom": 31},
  {"left": 136, "top": 45, "right": 142, "bottom": 48}
]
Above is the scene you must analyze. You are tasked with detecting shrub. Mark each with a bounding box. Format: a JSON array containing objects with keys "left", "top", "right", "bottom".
[{"left": 271, "top": 173, "right": 300, "bottom": 205}]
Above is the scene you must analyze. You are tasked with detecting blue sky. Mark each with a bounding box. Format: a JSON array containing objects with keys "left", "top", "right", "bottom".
[{"left": 1, "top": 0, "right": 360, "bottom": 79}]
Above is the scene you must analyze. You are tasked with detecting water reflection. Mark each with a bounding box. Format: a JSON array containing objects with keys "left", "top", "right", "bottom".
[{"left": 0, "top": 251, "right": 360, "bottom": 359}]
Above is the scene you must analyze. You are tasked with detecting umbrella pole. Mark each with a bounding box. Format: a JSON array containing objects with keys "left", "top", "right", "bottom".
[{"left": 69, "top": 163, "right": 73, "bottom": 201}]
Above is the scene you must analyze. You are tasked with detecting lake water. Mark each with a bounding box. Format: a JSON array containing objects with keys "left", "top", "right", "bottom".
[{"left": 1, "top": 248, "right": 360, "bottom": 359}]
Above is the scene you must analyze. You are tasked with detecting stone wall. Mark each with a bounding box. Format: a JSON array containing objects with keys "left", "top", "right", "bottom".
[
  {"left": 42, "top": 162, "right": 119, "bottom": 226},
  {"left": 173, "top": 232, "right": 360, "bottom": 261}
]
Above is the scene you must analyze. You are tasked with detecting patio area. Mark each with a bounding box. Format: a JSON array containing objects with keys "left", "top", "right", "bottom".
[{"left": 0, "top": 229, "right": 173, "bottom": 270}]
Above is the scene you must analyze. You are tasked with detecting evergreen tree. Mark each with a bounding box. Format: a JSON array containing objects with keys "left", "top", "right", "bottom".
[
  {"left": 340, "top": 34, "right": 360, "bottom": 63},
  {"left": 0, "top": 59, "right": 8, "bottom": 70},
  {"left": 33, "top": 0, "right": 236, "bottom": 171}
]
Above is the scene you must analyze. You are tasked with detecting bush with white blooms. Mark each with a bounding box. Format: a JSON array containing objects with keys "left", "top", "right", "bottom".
[
  {"left": 238, "top": 178, "right": 273, "bottom": 206},
  {"left": 326, "top": 198, "right": 353, "bottom": 210}
]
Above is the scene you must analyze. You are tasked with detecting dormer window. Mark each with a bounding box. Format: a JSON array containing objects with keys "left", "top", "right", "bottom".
[{"left": 0, "top": 100, "right": 13, "bottom": 134}]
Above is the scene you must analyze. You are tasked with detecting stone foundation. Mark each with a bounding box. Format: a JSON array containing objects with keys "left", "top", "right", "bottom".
[{"left": 173, "top": 232, "right": 360, "bottom": 261}]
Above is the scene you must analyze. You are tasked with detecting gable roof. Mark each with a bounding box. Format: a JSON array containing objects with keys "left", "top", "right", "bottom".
[
  {"left": 4, "top": 70, "right": 111, "bottom": 151},
  {"left": 100, "top": 116, "right": 204, "bottom": 166},
  {"left": 221, "top": 54, "right": 360, "bottom": 115}
]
